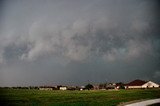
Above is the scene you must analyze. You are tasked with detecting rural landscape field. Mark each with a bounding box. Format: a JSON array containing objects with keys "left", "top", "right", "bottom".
[
  {"left": 1, "top": 0, "right": 160, "bottom": 106},
  {"left": 0, "top": 89, "right": 160, "bottom": 106}
]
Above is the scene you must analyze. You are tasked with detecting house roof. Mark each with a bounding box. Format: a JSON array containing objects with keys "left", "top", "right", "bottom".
[{"left": 126, "top": 79, "right": 147, "bottom": 86}]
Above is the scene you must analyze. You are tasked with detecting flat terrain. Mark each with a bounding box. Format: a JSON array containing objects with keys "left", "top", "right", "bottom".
[{"left": 0, "top": 89, "right": 160, "bottom": 106}]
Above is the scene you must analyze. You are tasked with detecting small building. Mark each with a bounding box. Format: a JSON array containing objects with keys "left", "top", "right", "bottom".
[
  {"left": 106, "top": 83, "right": 116, "bottom": 89},
  {"left": 125, "top": 79, "right": 159, "bottom": 89},
  {"left": 80, "top": 86, "right": 85, "bottom": 91},
  {"left": 59, "top": 86, "right": 67, "bottom": 90}
]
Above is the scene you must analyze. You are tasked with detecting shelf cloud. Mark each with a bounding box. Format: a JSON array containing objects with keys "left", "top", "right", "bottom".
[{"left": 0, "top": 0, "right": 159, "bottom": 86}]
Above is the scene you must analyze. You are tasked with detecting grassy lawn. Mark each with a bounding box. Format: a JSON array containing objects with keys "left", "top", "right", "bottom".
[{"left": 0, "top": 89, "right": 160, "bottom": 106}]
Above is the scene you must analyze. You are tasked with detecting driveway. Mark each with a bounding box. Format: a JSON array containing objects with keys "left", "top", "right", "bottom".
[{"left": 125, "top": 98, "right": 160, "bottom": 106}]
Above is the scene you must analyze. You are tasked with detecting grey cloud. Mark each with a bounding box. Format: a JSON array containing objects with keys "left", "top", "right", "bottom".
[{"left": 0, "top": 0, "right": 160, "bottom": 86}]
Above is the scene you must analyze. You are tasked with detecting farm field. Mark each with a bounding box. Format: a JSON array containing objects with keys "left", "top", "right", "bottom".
[{"left": 0, "top": 89, "right": 160, "bottom": 106}]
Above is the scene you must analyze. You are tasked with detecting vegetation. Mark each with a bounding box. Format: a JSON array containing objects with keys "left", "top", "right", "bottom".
[
  {"left": 0, "top": 89, "right": 160, "bottom": 106},
  {"left": 85, "top": 84, "right": 94, "bottom": 90}
]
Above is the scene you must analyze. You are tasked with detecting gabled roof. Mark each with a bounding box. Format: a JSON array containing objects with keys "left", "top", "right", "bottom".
[{"left": 126, "top": 79, "right": 147, "bottom": 86}]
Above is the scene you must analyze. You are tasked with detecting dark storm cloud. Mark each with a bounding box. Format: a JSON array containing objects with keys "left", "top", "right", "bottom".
[{"left": 0, "top": 0, "right": 160, "bottom": 86}]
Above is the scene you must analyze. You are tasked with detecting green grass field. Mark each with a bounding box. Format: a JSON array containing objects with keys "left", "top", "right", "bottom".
[{"left": 0, "top": 89, "right": 160, "bottom": 106}]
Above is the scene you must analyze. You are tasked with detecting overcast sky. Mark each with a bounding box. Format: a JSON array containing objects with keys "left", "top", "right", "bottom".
[{"left": 0, "top": 0, "right": 160, "bottom": 86}]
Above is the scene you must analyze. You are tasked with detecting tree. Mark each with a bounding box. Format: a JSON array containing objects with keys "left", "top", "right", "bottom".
[
  {"left": 116, "top": 82, "right": 125, "bottom": 89},
  {"left": 85, "top": 84, "right": 93, "bottom": 90}
]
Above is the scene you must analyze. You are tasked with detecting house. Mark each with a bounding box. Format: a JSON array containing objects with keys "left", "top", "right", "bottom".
[
  {"left": 125, "top": 79, "right": 159, "bottom": 89},
  {"left": 59, "top": 86, "right": 67, "bottom": 90},
  {"left": 80, "top": 86, "right": 85, "bottom": 91},
  {"left": 105, "top": 83, "right": 116, "bottom": 89},
  {"left": 106, "top": 84, "right": 115, "bottom": 89},
  {"left": 142, "top": 81, "right": 159, "bottom": 88}
]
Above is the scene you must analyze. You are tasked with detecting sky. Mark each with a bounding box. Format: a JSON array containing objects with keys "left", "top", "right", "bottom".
[{"left": 0, "top": 0, "right": 160, "bottom": 86}]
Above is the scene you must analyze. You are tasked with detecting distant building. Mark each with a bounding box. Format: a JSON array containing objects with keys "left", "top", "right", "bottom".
[
  {"left": 106, "top": 83, "right": 116, "bottom": 89},
  {"left": 80, "top": 86, "right": 85, "bottom": 90},
  {"left": 125, "top": 79, "right": 159, "bottom": 89},
  {"left": 59, "top": 86, "right": 67, "bottom": 90}
]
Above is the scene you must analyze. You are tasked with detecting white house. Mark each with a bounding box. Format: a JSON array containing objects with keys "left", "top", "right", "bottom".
[
  {"left": 125, "top": 79, "right": 159, "bottom": 89},
  {"left": 142, "top": 81, "right": 159, "bottom": 88},
  {"left": 60, "top": 86, "right": 67, "bottom": 90}
]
